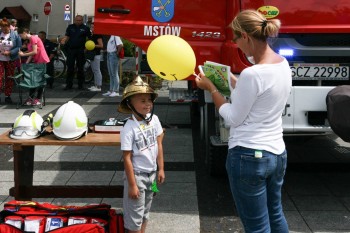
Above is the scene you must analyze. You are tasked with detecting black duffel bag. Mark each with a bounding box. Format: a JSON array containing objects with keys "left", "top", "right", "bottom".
[{"left": 326, "top": 85, "right": 350, "bottom": 142}]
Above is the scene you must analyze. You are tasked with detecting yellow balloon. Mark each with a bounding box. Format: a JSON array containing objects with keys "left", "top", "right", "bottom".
[
  {"left": 85, "top": 40, "right": 95, "bottom": 51},
  {"left": 147, "top": 35, "right": 196, "bottom": 81}
]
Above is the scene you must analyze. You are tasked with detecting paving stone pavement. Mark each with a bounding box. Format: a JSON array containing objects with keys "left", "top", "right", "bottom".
[{"left": 2, "top": 78, "right": 350, "bottom": 232}]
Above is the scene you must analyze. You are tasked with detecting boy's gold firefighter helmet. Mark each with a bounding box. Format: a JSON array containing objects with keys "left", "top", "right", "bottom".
[{"left": 118, "top": 76, "right": 158, "bottom": 113}]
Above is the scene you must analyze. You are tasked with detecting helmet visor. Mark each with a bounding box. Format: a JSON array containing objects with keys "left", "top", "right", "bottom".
[{"left": 11, "top": 126, "right": 40, "bottom": 137}]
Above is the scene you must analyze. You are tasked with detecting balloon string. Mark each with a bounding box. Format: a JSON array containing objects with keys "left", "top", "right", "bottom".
[{"left": 193, "top": 72, "right": 201, "bottom": 80}]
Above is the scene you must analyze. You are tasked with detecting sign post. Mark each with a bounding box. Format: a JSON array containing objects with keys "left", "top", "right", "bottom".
[
  {"left": 44, "top": 1, "right": 52, "bottom": 36},
  {"left": 64, "top": 4, "right": 71, "bottom": 23}
]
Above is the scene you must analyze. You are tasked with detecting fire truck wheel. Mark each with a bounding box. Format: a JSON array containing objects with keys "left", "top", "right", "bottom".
[{"left": 209, "top": 144, "right": 228, "bottom": 177}]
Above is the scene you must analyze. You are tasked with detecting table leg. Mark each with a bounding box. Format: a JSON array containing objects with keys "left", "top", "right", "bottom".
[{"left": 12, "top": 145, "right": 34, "bottom": 200}]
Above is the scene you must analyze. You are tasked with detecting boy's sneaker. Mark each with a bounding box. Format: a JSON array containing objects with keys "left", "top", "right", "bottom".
[
  {"left": 32, "top": 98, "right": 41, "bottom": 106},
  {"left": 102, "top": 91, "right": 112, "bottom": 96},
  {"left": 88, "top": 85, "right": 96, "bottom": 90},
  {"left": 24, "top": 98, "right": 32, "bottom": 106},
  {"left": 90, "top": 86, "right": 101, "bottom": 91},
  {"left": 109, "top": 92, "right": 119, "bottom": 97}
]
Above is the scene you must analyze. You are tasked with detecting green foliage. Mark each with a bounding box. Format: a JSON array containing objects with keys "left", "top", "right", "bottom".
[
  {"left": 120, "top": 73, "right": 164, "bottom": 90},
  {"left": 148, "top": 76, "right": 164, "bottom": 89},
  {"left": 120, "top": 71, "right": 136, "bottom": 88},
  {"left": 121, "top": 39, "right": 135, "bottom": 57}
]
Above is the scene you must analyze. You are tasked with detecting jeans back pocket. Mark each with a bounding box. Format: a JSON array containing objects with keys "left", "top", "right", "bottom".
[{"left": 240, "top": 155, "right": 269, "bottom": 186}]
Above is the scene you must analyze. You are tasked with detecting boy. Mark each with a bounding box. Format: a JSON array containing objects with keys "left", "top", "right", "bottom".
[{"left": 118, "top": 76, "right": 165, "bottom": 233}]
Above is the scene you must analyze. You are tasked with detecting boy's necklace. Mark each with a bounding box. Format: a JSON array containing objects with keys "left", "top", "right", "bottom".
[{"left": 132, "top": 114, "right": 154, "bottom": 150}]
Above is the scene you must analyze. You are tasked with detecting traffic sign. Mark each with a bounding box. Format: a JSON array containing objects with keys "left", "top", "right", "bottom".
[
  {"left": 44, "top": 1, "right": 52, "bottom": 15},
  {"left": 65, "top": 5, "right": 70, "bottom": 11},
  {"left": 64, "top": 13, "right": 71, "bottom": 21}
]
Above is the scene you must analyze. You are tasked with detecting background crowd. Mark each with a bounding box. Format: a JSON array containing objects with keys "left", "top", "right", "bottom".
[{"left": 0, "top": 15, "right": 124, "bottom": 106}]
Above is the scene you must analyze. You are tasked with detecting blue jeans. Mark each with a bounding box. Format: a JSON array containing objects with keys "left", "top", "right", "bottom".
[
  {"left": 226, "top": 146, "right": 288, "bottom": 233},
  {"left": 106, "top": 52, "right": 120, "bottom": 92}
]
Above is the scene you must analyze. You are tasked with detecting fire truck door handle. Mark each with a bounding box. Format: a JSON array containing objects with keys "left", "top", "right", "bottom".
[
  {"left": 97, "top": 8, "right": 131, "bottom": 14},
  {"left": 282, "top": 104, "right": 290, "bottom": 116}
]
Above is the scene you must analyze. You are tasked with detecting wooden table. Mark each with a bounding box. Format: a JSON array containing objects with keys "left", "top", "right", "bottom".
[{"left": 0, "top": 131, "right": 122, "bottom": 200}]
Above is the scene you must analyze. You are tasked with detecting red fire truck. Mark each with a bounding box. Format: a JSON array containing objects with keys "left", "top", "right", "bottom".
[{"left": 94, "top": 0, "right": 350, "bottom": 175}]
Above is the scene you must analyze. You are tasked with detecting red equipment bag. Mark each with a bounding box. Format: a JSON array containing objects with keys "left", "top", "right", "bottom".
[
  {"left": 0, "top": 200, "right": 125, "bottom": 233},
  {"left": 0, "top": 223, "right": 105, "bottom": 233}
]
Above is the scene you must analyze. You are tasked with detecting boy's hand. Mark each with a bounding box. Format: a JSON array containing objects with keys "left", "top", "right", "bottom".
[
  {"left": 128, "top": 185, "right": 140, "bottom": 199},
  {"left": 157, "top": 170, "right": 165, "bottom": 184}
]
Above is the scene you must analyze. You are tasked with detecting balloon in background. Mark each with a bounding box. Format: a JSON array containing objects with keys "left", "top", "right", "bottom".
[
  {"left": 147, "top": 35, "right": 196, "bottom": 81},
  {"left": 85, "top": 40, "right": 95, "bottom": 51}
]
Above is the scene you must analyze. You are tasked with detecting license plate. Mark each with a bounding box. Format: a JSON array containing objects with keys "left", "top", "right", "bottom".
[{"left": 291, "top": 64, "right": 349, "bottom": 80}]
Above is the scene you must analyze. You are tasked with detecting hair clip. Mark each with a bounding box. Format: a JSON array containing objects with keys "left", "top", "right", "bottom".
[{"left": 261, "top": 20, "right": 267, "bottom": 28}]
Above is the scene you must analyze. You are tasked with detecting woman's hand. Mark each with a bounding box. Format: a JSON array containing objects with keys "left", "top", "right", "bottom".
[
  {"left": 194, "top": 73, "right": 216, "bottom": 92},
  {"left": 230, "top": 73, "right": 238, "bottom": 89},
  {"left": 1, "top": 51, "right": 10, "bottom": 56},
  {"left": 18, "top": 51, "right": 24, "bottom": 57}
]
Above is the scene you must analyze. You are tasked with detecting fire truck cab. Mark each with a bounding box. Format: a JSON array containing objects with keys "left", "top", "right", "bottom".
[{"left": 94, "top": 0, "right": 350, "bottom": 175}]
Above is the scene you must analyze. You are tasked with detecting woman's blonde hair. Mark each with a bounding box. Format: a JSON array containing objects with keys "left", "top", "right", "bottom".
[{"left": 231, "top": 9, "right": 281, "bottom": 41}]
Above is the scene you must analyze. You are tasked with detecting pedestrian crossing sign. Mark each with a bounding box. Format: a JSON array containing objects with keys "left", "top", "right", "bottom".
[{"left": 64, "top": 13, "right": 70, "bottom": 21}]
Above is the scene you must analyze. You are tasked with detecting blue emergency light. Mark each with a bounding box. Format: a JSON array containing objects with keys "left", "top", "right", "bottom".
[{"left": 278, "top": 49, "right": 294, "bottom": 57}]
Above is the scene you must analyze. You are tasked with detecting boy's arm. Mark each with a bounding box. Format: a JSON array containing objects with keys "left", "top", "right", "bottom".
[
  {"left": 156, "top": 129, "right": 165, "bottom": 184},
  {"left": 123, "top": 150, "right": 140, "bottom": 199}
]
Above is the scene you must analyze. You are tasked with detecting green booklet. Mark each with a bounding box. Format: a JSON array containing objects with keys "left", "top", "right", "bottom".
[{"left": 199, "top": 61, "right": 231, "bottom": 97}]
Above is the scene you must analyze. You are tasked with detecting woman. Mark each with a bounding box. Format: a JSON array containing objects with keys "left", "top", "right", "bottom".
[
  {"left": 18, "top": 28, "right": 50, "bottom": 106},
  {"left": 102, "top": 35, "right": 123, "bottom": 97},
  {"left": 195, "top": 10, "right": 291, "bottom": 233},
  {"left": 0, "top": 18, "right": 22, "bottom": 104},
  {"left": 87, "top": 23, "right": 104, "bottom": 92}
]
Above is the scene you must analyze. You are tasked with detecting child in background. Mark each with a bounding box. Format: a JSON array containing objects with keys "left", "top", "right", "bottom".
[
  {"left": 19, "top": 39, "right": 29, "bottom": 64},
  {"left": 118, "top": 76, "right": 165, "bottom": 233},
  {"left": 87, "top": 23, "right": 104, "bottom": 92},
  {"left": 18, "top": 28, "right": 50, "bottom": 106}
]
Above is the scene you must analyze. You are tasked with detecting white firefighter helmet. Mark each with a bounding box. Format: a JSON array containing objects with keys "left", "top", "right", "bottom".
[
  {"left": 53, "top": 101, "right": 88, "bottom": 140},
  {"left": 9, "top": 110, "right": 44, "bottom": 139}
]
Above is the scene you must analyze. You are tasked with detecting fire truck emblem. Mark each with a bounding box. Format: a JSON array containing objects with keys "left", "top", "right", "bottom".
[{"left": 151, "top": 0, "right": 174, "bottom": 23}]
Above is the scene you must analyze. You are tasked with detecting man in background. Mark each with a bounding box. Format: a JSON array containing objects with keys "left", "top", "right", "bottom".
[
  {"left": 60, "top": 15, "right": 91, "bottom": 90},
  {"left": 38, "top": 31, "right": 56, "bottom": 88}
]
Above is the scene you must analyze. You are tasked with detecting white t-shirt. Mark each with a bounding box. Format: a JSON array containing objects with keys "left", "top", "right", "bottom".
[
  {"left": 120, "top": 114, "right": 163, "bottom": 173},
  {"left": 107, "top": 36, "right": 123, "bottom": 53},
  {"left": 219, "top": 58, "right": 292, "bottom": 154},
  {"left": 0, "top": 32, "right": 13, "bottom": 61}
]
